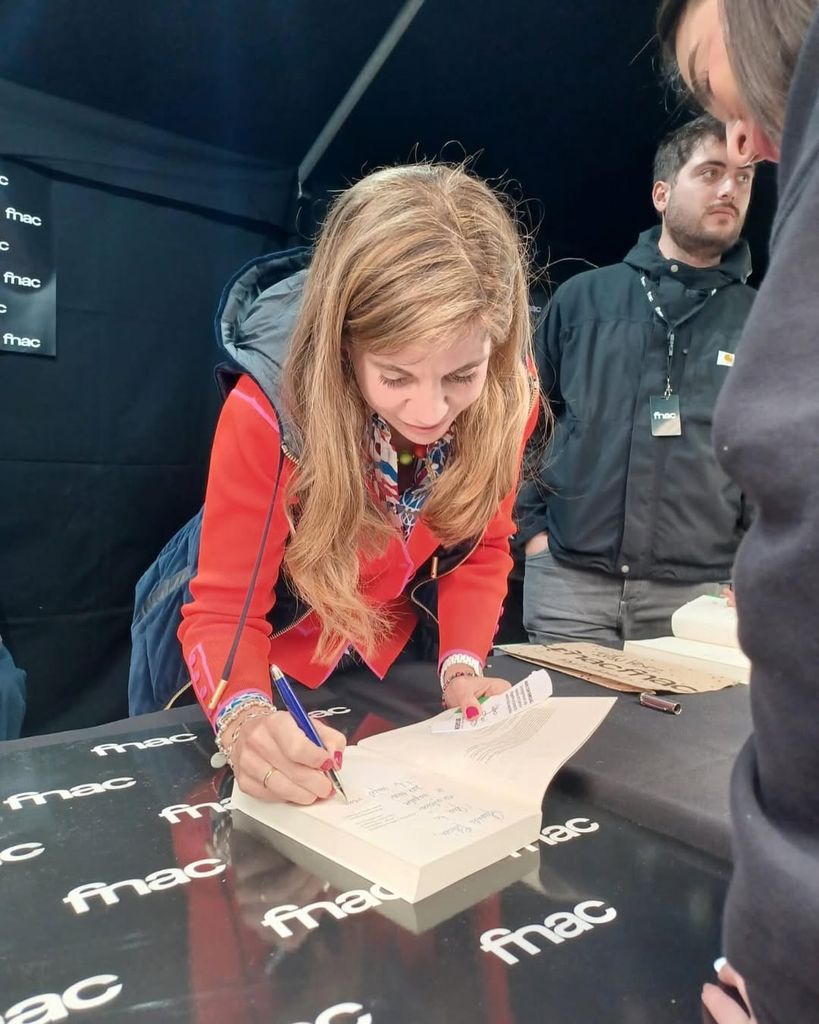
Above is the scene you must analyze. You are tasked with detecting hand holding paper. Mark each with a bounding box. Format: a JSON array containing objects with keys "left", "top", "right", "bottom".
[{"left": 432, "top": 670, "right": 553, "bottom": 733}]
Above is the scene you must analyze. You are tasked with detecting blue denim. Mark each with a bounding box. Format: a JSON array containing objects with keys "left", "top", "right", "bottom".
[{"left": 128, "top": 508, "right": 202, "bottom": 715}]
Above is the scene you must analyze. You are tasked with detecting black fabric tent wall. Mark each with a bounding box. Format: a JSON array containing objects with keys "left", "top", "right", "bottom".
[{"left": 0, "top": 81, "right": 293, "bottom": 734}]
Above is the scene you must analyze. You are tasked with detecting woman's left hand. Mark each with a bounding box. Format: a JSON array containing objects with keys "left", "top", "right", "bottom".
[{"left": 443, "top": 673, "right": 511, "bottom": 719}]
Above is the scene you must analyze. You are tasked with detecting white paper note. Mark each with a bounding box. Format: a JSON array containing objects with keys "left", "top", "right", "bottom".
[{"left": 431, "top": 669, "right": 553, "bottom": 733}]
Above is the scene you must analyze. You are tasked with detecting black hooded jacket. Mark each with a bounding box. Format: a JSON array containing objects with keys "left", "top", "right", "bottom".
[{"left": 516, "top": 226, "right": 755, "bottom": 581}]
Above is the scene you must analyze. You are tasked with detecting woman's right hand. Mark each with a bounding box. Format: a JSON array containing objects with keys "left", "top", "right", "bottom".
[{"left": 228, "top": 706, "right": 346, "bottom": 805}]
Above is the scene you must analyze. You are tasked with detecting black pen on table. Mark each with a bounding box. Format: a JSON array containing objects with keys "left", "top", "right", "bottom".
[{"left": 270, "top": 665, "right": 349, "bottom": 802}]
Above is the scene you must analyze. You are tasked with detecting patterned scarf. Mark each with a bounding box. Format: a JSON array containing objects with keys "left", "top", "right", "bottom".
[{"left": 368, "top": 414, "right": 452, "bottom": 538}]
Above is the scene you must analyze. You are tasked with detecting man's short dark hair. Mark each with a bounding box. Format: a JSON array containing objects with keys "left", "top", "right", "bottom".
[{"left": 653, "top": 114, "right": 726, "bottom": 184}]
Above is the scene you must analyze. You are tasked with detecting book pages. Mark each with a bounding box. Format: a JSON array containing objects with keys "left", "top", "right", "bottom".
[
  {"left": 671, "top": 595, "right": 741, "bottom": 648},
  {"left": 232, "top": 748, "right": 539, "bottom": 902},
  {"left": 361, "top": 695, "right": 615, "bottom": 808}
]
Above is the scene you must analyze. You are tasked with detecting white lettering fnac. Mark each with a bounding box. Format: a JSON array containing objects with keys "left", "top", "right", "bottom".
[{"left": 0, "top": 975, "right": 121, "bottom": 1023}]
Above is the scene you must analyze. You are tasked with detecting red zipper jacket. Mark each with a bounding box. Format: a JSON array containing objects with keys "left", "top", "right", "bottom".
[{"left": 179, "top": 374, "right": 538, "bottom": 726}]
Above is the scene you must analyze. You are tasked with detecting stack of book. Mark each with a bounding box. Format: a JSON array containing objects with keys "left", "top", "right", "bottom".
[{"left": 624, "top": 595, "right": 750, "bottom": 684}]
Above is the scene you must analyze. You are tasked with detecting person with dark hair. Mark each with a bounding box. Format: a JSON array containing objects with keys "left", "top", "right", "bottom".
[
  {"left": 517, "top": 115, "right": 756, "bottom": 646},
  {"left": 657, "top": 2, "right": 819, "bottom": 1024}
]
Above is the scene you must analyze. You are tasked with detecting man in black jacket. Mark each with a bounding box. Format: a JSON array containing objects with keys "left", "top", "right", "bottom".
[{"left": 518, "top": 115, "right": 756, "bottom": 644}]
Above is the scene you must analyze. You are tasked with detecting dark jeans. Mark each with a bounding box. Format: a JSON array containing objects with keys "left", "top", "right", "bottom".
[{"left": 523, "top": 549, "right": 721, "bottom": 646}]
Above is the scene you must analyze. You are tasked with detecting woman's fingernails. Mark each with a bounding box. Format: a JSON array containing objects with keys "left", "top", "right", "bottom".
[
  {"left": 713, "top": 957, "right": 727, "bottom": 974},
  {"left": 334, "top": 750, "right": 343, "bottom": 769},
  {"left": 466, "top": 706, "right": 480, "bottom": 720},
  {"left": 320, "top": 759, "right": 334, "bottom": 772}
]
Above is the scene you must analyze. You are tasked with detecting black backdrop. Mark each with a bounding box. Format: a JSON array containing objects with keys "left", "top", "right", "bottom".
[{"left": 0, "top": 1, "right": 775, "bottom": 734}]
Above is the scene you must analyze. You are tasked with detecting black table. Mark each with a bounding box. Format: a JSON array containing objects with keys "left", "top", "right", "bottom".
[{"left": 0, "top": 654, "right": 751, "bottom": 1023}]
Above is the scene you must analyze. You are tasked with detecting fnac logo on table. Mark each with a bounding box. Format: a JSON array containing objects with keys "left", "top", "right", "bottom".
[
  {"left": 0, "top": 975, "right": 122, "bottom": 1023},
  {"left": 0, "top": 842, "right": 44, "bottom": 864},
  {"left": 290, "top": 1005, "right": 372, "bottom": 1024},
  {"left": 3, "top": 777, "right": 136, "bottom": 811},
  {"left": 91, "top": 733, "right": 197, "bottom": 756}
]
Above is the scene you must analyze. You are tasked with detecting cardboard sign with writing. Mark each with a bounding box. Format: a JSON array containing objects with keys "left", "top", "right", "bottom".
[{"left": 496, "top": 643, "right": 738, "bottom": 695}]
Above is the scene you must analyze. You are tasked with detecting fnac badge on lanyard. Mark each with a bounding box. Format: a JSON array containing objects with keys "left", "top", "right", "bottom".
[{"left": 640, "top": 274, "right": 716, "bottom": 438}]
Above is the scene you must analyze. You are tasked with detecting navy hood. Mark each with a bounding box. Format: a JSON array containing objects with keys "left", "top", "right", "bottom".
[{"left": 214, "top": 246, "right": 311, "bottom": 452}]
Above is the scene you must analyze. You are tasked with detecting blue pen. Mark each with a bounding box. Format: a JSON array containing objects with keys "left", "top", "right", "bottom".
[{"left": 270, "top": 665, "right": 348, "bottom": 802}]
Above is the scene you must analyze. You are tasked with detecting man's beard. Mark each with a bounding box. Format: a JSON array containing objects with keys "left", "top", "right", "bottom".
[{"left": 664, "top": 197, "right": 742, "bottom": 262}]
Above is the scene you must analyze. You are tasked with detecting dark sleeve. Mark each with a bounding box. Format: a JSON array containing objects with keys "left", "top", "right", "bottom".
[
  {"left": 715, "top": 59, "right": 819, "bottom": 1024},
  {"left": 514, "top": 292, "right": 564, "bottom": 546}
]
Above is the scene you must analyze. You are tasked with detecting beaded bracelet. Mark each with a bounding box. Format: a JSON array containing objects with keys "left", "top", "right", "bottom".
[
  {"left": 214, "top": 695, "right": 276, "bottom": 769},
  {"left": 215, "top": 691, "right": 272, "bottom": 733},
  {"left": 439, "top": 653, "right": 483, "bottom": 691},
  {"left": 440, "top": 668, "right": 478, "bottom": 705}
]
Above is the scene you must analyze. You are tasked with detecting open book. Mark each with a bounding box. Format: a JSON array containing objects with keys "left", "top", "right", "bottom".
[
  {"left": 624, "top": 595, "right": 750, "bottom": 684},
  {"left": 231, "top": 673, "right": 614, "bottom": 903}
]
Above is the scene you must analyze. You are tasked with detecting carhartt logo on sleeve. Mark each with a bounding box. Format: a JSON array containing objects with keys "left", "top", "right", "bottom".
[{"left": 717, "top": 350, "right": 735, "bottom": 367}]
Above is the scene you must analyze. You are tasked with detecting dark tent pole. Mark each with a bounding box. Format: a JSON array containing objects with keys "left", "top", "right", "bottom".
[{"left": 292, "top": 0, "right": 426, "bottom": 235}]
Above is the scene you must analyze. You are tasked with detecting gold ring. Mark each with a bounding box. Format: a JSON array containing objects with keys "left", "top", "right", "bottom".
[{"left": 262, "top": 766, "right": 276, "bottom": 790}]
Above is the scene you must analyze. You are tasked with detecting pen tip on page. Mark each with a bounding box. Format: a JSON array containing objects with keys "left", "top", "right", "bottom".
[{"left": 331, "top": 772, "right": 349, "bottom": 803}]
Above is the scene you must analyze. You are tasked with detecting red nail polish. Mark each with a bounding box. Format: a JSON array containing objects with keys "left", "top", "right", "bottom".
[
  {"left": 466, "top": 706, "right": 479, "bottom": 720},
  {"left": 334, "top": 750, "right": 343, "bottom": 768},
  {"left": 321, "top": 759, "right": 333, "bottom": 772}
]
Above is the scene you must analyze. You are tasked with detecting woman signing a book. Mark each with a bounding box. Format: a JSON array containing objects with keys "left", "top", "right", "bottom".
[{"left": 178, "top": 163, "right": 539, "bottom": 806}]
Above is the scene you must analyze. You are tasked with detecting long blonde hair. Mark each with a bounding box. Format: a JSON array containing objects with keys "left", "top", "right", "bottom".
[{"left": 282, "top": 163, "right": 535, "bottom": 660}]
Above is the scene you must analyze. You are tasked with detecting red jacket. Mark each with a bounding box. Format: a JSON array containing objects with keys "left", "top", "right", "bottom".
[{"left": 179, "top": 375, "right": 537, "bottom": 726}]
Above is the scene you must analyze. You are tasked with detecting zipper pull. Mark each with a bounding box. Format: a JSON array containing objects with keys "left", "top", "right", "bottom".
[{"left": 431, "top": 556, "right": 439, "bottom": 580}]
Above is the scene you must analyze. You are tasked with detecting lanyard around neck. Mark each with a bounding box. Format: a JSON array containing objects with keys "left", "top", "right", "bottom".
[{"left": 639, "top": 274, "right": 717, "bottom": 398}]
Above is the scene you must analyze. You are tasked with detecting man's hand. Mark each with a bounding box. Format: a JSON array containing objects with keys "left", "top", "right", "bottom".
[{"left": 525, "top": 532, "right": 550, "bottom": 557}]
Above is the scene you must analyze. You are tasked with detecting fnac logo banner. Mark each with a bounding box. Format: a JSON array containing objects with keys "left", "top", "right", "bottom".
[{"left": 0, "top": 160, "right": 55, "bottom": 358}]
